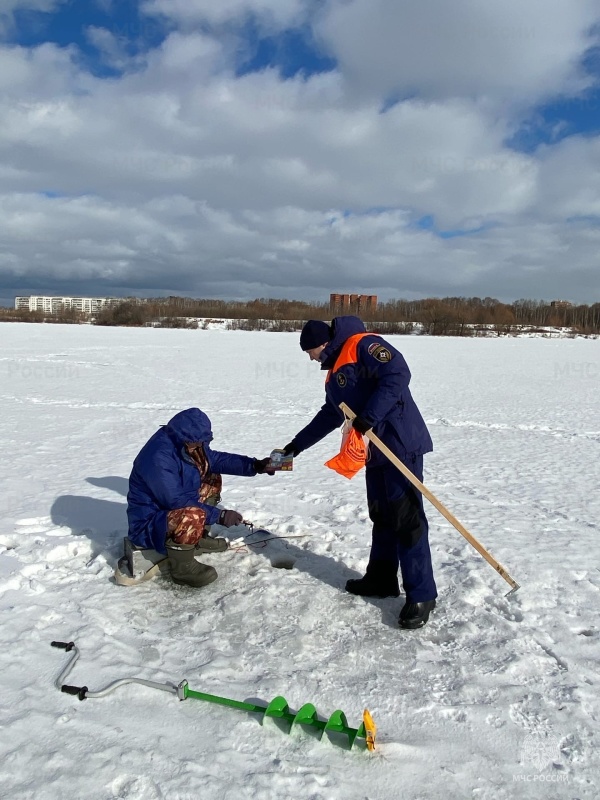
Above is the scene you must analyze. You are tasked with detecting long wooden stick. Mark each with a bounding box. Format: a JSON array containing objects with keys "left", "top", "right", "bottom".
[{"left": 340, "top": 402, "right": 520, "bottom": 594}]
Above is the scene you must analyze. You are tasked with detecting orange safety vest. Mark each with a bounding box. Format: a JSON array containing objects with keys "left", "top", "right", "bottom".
[{"left": 325, "top": 333, "right": 378, "bottom": 383}]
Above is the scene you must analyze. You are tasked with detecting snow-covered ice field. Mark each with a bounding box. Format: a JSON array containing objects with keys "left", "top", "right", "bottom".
[{"left": 1, "top": 322, "right": 599, "bottom": 800}]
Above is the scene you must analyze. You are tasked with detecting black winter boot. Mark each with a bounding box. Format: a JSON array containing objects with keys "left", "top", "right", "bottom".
[
  {"left": 166, "top": 540, "right": 218, "bottom": 587},
  {"left": 398, "top": 599, "right": 436, "bottom": 629},
  {"left": 345, "top": 561, "right": 400, "bottom": 598}
]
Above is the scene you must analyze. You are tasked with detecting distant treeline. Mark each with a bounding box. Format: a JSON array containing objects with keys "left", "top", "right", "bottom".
[{"left": 2, "top": 296, "right": 600, "bottom": 335}]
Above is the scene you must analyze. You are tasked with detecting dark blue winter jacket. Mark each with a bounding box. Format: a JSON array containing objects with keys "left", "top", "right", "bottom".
[
  {"left": 127, "top": 408, "right": 257, "bottom": 553},
  {"left": 293, "top": 316, "right": 433, "bottom": 465}
]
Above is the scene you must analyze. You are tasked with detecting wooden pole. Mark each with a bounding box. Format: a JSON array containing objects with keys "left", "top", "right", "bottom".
[{"left": 339, "top": 402, "right": 520, "bottom": 594}]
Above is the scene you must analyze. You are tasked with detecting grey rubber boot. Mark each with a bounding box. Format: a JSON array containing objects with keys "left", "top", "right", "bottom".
[
  {"left": 195, "top": 536, "right": 229, "bottom": 553},
  {"left": 194, "top": 494, "right": 228, "bottom": 552},
  {"left": 166, "top": 540, "right": 218, "bottom": 588}
]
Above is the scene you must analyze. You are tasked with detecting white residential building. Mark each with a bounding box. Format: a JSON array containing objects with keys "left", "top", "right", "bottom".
[{"left": 15, "top": 296, "right": 119, "bottom": 314}]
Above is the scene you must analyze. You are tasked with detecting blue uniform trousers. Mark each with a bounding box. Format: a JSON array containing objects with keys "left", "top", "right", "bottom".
[{"left": 365, "top": 454, "right": 437, "bottom": 603}]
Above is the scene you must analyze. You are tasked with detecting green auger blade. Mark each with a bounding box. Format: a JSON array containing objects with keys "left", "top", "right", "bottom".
[
  {"left": 293, "top": 702, "right": 319, "bottom": 728},
  {"left": 265, "top": 695, "right": 291, "bottom": 721},
  {"left": 325, "top": 709, "right": 359, "bottom": 748},
  {"left": 180, "top": 682, "right": 375, "bottom": 750}
]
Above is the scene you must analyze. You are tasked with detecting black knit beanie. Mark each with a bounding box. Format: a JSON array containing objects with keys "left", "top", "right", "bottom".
[{"left": 299, "top": 320, "right": 331, "bottom": 351}]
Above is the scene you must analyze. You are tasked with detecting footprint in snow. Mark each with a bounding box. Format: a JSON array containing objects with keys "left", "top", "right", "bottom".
[{"left": 14, "top": 516, "right": 71, "bottom": 536}]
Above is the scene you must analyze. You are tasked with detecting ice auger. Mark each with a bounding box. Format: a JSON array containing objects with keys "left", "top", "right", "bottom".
[{"left": 51, "top": 641, "right": 376, "bottom": 751}]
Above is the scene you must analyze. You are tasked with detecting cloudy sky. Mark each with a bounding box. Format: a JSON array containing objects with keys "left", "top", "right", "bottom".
[{"left": 1, "top": 0, "right": 600, "bottom": 306}]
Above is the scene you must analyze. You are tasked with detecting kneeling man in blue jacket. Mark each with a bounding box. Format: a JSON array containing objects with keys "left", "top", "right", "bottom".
[{"left": 127, "top": 408, "right": 273, "bottom": 588}]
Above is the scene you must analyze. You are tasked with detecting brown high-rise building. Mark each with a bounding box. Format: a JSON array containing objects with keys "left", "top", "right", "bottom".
[
  {"left": 329, "top": 293, "right": 377, "bottom": 316},
  {"left": 550, "top": 300, "right": 572, "bottom": 309}
]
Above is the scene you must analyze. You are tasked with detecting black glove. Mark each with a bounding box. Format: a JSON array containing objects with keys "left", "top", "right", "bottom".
[
  {"left": 283, "top": 441, "right": 299, "bottom": 457},
  {"left": 254, "top": 457, "right": 275, "bottom": 475},
  {"left": 352, "top": 416, "right": 372, "bottom": 435},
  {"left": 218, "top": 509, "right": 243, "bottom": 527}
]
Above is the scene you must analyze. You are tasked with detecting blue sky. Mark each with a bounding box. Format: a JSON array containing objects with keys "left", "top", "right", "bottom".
[
  {"left": 8, "top": 2, "right": 339, "bottom": 80},
  {"left": 509, "top": 89, "right": 600, "bottom": 153},
  {"left": 8, "top": 0, "right": 167, "bottom": 77},
  {"left": 1, "top": 0, "right": 600, "bottom": 305}
]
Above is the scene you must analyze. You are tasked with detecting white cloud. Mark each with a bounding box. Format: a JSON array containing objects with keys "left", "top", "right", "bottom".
[
  {"left": 0, "top": 0, "right": 61, "bottom": 12},
  {"left": 85, "top": 26, "right": 134, "bottom": 72},
  {"left": 315, "top": 0, "right": 600, "bottom": 107},
  {"left": 535, "top": 136, "right": 600, "bottom": 220},
  {"left": 0, "top": 40, "right": 539, "bottom": 226},
  {"left": 2, "top": 192, "right": 598, "bottom": 303},
  {"left": 0, "top": 41, "right": 84, "bottom": 100},
  {"left": 141, "top": 0, "right": 306, "bottom": 30}
]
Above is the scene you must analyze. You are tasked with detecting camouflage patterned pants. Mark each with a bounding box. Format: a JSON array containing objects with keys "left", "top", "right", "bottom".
[
  {"left": 167, "top": 507, "right": 208, "bottom": 546},
  {"left": 167, "top": 494, "right": 220, "bottom": 546}
]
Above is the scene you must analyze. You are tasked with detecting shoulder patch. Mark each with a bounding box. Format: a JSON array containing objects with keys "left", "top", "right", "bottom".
[
  {"left": 336, "top": 372, "right": 347, "bottom": 388},
  {"left": 370, "top": 344, "right": 393, "bottom": 363}
]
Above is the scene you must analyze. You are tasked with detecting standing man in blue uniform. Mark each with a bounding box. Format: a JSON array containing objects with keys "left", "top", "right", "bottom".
[{"left": 283, "top": 316, "right": 437, "bottom": 629}]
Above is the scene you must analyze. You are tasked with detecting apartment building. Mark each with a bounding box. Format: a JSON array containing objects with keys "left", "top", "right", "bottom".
[
  {"left": 15, "top": 296, "right": 119, "bottom": 314},
  {"left": 329, "top": 293, "right": 378, "bottom": 316}
]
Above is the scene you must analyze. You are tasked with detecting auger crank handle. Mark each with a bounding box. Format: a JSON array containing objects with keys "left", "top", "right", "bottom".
[{"left": 61, "top": 684, "right": 88, "bottom": 700}]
